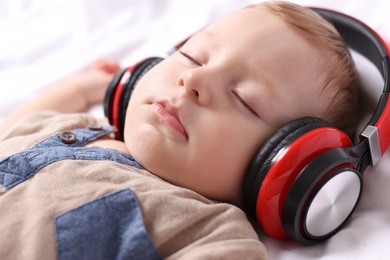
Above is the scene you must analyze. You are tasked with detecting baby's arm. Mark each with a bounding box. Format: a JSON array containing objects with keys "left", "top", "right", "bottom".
[{"left": 0, "top": 59, "right": 120, "bottom": 128}]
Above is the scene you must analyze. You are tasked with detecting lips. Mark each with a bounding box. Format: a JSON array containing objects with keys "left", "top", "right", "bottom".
[{"left": 152, "top": 102, "right": 188, "bottom": 139}]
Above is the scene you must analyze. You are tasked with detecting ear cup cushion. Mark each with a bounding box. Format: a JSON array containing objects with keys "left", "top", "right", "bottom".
[
  {"left": 116, "top": 57, "right": 163, "bottom": 139},
  {"left": 244, "top": 117, "right": 329, "bottom": 217},
  {"left": 104, "top": 67, "right": 129, "bottom": 123},
  {"left": 103, "top": 57, "right": 163, "bottom": 140}
]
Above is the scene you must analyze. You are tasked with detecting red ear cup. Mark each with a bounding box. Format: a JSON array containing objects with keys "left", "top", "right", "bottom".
[
  {"left": 244, "top": 117, "right": 354, "bottom": 241},
  {"left": 244, "top": 117, "right": 328, "bottom": 217},
  {"left": 104, "top": 57, "right": 163, "bottom": 140}
]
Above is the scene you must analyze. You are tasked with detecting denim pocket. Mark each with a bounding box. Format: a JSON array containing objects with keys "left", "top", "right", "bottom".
[{"left": 55, "top": 189, "right": 160, "bottom": 260}]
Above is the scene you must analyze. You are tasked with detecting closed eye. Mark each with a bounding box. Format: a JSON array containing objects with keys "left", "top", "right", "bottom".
[
  {"left": 232, "top": 91, "right": 259, "bottom": 118},
  {"left": 179, "top": 50, "right": 202, "bottom": 66}
]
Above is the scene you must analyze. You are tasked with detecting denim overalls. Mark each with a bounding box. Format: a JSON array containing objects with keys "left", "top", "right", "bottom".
[{"left": 0, "top": 126, "right": 161, "bottom": 260}]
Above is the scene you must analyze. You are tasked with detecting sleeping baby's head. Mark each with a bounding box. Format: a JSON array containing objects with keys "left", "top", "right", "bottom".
[{"left": 120, "top": 1, "right": 359, "bottom": 207}]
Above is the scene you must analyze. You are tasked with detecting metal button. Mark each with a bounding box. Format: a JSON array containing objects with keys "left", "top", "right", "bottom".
[
  {"left": 88, "top": 125, "right": 103, "bottom": 131},
  {"left": 60, "top": 131, "right": 77, "bottom": 144}
]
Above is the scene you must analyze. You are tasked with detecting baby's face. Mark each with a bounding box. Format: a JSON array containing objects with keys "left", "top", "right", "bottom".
[{"left": 124, "top": 7, "right": 333, "bottom": 206}]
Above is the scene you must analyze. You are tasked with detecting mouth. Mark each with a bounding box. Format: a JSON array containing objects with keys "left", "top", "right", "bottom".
[{"left": 151, "top": 101, "right": 188, "bottom": 139}]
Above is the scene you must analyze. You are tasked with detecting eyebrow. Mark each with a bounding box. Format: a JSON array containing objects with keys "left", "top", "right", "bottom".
[
  {"left": 253, "top": 67, "right": 275, "bottom": 91},
  {"left": 195, "top": 28, "right": 222, "bottom": 51}
]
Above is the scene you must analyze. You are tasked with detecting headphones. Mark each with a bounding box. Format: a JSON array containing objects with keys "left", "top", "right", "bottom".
[{"left": 104, "top": 8, "right": 390, "bottom": 244}]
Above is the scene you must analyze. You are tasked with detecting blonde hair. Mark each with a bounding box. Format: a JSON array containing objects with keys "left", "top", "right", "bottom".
[{"left": 248, "top": 1, "right": 360, "bottom": 137}]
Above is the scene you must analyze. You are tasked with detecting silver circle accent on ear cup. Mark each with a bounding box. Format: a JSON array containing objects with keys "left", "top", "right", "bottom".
[{"left": 305, "top": 170, "right": 361, "bottom": 237}]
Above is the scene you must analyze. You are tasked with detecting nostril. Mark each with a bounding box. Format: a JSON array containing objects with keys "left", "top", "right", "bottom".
[
  {"left": 176, "top": 77, "right": 184, "bottom": 87},
  {"left": 192, "top": 89, "right": 199, "bottom": 97}
]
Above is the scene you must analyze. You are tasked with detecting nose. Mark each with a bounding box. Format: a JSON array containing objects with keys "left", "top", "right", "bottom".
[{"left": 176, "top": 67, "right": 219, "bottom": 106}]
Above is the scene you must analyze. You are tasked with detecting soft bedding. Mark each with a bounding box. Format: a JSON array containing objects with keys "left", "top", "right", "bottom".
[{"left": 1, "top": 0, "right": 390, "bottom": 259}]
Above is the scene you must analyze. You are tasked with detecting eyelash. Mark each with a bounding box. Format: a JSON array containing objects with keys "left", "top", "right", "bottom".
[
  {"left": 232, "top": 91, "right": 259, "bottom": 118},
  {"left": 179, "top": 50, "right": 202, "bottom": 66}
]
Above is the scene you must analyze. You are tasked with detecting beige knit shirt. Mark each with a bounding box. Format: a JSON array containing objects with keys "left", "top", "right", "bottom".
[{"left": 0, "top": 111, "right": 267, "bottom": 259}]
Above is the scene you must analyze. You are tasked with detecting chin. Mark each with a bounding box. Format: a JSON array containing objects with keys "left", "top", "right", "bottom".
[{"left": 126, "top": 126, "right": 169, "bottom": 168}]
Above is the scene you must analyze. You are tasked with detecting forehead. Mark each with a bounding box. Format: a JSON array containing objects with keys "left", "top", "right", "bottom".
[
  {"left": 199, "top": 7, "right": 292, "bottom": 48},
  {"left": 192, "top": 6, "right": 318, "bottom": 72},
  {"left": 192, "top": 6, "right": 323, "bottom": 83}
]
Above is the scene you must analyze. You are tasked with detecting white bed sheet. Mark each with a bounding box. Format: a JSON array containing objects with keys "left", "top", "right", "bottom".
[{"left": 1, "top": 1, "right": 390, "bottom": 259}]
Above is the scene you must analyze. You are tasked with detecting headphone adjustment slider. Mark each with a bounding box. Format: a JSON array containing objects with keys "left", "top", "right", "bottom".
[{"left": 361, "top": 125, "right": 381, "bottom": 166}]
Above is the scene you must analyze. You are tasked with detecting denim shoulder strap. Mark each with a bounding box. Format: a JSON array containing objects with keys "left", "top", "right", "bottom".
[{"left": 0, "top": 126, "right": 144, "bottom": 189}]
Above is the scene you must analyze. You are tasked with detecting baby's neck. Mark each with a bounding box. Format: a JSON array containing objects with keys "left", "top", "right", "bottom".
[{"left": 85, "top": 138, "right": 130, "bottom": 154}]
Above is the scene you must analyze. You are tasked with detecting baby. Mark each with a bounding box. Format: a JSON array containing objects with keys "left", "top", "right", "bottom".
[{"left": 0, "top": 1, "right": 359, "bottom": 259}]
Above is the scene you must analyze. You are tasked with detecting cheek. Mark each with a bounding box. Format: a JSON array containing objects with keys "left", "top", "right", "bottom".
[
  {"left": 137, "top": 59, "right": 177, "bottom": 90},
  {"left": 206, "top": 117, "right": 266, "bottom": 164},
  {"left": 194, "top": 120, "right": 265, "bottom": 198}
]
